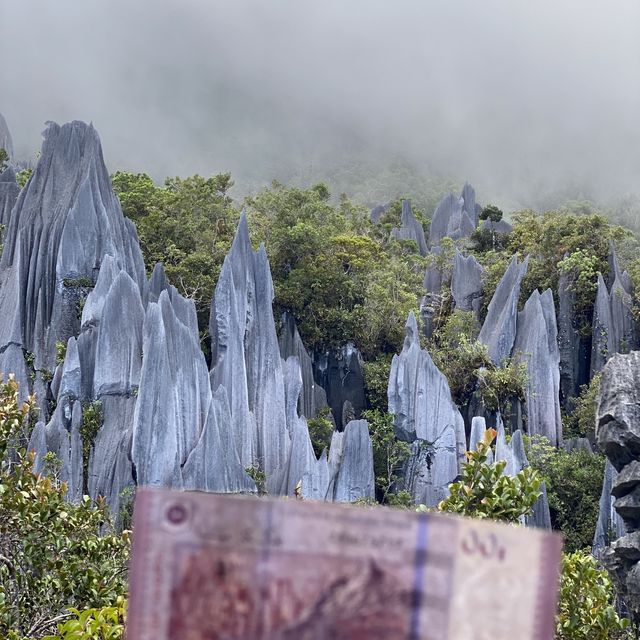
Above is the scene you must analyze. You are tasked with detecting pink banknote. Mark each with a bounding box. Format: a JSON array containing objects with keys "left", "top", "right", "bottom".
[{"left": 127, "top": 488, "right": 562, "bottom": 639}]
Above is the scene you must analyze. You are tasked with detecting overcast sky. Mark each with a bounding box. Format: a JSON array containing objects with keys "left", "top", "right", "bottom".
[{"left": 1, "top": 1, "right": 639, "bottom": 208}]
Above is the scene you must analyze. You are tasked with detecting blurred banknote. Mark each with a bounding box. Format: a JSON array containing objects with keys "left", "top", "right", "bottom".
[{"left": 127, "top": 488, "right": 562, "bottom": 639}]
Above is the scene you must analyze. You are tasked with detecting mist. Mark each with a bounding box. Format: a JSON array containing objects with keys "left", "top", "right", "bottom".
[{"left": 1, "top": 0, "right": 639, "bottom": 211}]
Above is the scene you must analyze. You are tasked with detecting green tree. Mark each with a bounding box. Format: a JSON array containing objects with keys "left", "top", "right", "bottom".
[
  {"left": 111, "top": 171, "right": 238, "bottom": 337},
  {"left": 527, "top": 436, "right": 605, "bottom": 552},
  {"left": 0, "top": 149, "right": 8, "bottom": 173},
  {"left": 361, "top": 410, "right": 410, "bottom": 504},
  {"left": 0, "top": 377, "right": 129, "bottom": 639},
  {"left": 247, "top": 182, "right": 422, "bottom": 357}
]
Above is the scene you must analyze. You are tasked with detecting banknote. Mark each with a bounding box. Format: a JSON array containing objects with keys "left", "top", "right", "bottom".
[{"left": 127, "top": 488, "right": 562, "bottom": 640}]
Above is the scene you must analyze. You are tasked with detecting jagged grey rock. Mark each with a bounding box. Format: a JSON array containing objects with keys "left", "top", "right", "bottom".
[
  {"left": 389, "top": 313, "right": 466, "bottom": 506},
  {"left": 27, "top": 421, "right": 47, "bottom": 475},
  {"left": 513, "top": 289, "right": 562, "bottom": 445},
  {"left": 423, "top": 246, "right": 445, "bottom": 294},
  {"left": 461, "top": 183, "right": 479, "bottom": 227},
  {"left": 594, "top": 351, "right": 640, "bottom": 616},
  {"left": 93, "top": 272, "right": 144, "bottom": 397},
  {"left": 390, "top": 200, "right": 427, "bottom": 256},
  {"left": 591, "top": 274, "right": 615, "bottom": 375},
  {"left": 278, "top": 313, "right": 328, "bottom": 420},
  {"left": 0, "top": 121, "right": 146, "bottom": 374},
  {"left": 594, "top": 460, "right": 627, "bottom": 552},
  {"left": 182, "top": 386, "right": 256, "bottom": 494},
  {"left": 612, "top": 460, "right": 640, "bottom": 499},
  {"left": 370, "top": 203, "right": 388, "bottom": 224},
  {"left": 479, "top": 255, "right": 529, "bottom": 364},
  {"left": 493, "top": 421, "right": 551, "bottom": 528},
  {"left": 429, "top": 193, "right": 475, "bottom": 246},
  {"left": 333, "top": 419, "right": 375, "bottom": 502},
  {"left": 210, "top": 212, "right": 289, "bottom": 477},
  {"left": 562, "top": 438, "right": 593, "bottom": 454},
  {"left": 0, "top": 112, "right": 14, "bottom": 159},
  {"left": 450, "top": 249, "right": 483, "bottom": 316},
  {"left": 596, "top": 351, "right": 640, "bottom": 470},
  {"left": 313, "top": 343, "right": 366, "bottom": 429}
]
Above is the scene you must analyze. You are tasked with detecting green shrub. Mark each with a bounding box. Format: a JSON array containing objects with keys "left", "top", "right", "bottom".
[
  {"left": 0, "top": 377, "right": 129, "bottom": 639},
  {"left": 527, "top": 436, "right": 605, "bottom": 552},
  {"left": 42, "top": 597, "right": 126, "bottom": 640},
  {"left": 362, "top": 354, "right": 392, "bottom": 412},
  {"left": 306, "top": 408, "right": 334, "bottom": 458},
  {"left": 564, "top": 373, "right": 601, "bottom": 439},
  {"left": 362, "top": 409, "right": 410, "bottom": 504},
  {"left": 438, "top": 428, "right": 541, "bottom": 522},
  {"left": 429, "top": 310, "right": 527, "bottom": 412},
  {"left": 557, "top": 552, "right": 629, "bottom": 639}
]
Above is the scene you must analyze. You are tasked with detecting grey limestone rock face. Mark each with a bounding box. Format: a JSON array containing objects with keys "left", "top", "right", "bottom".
[
  {"left": 429, "top": 185, "right": 478, "bottom": 247},
  {"left": 182, "top": 386, "right": 256, "bottom": 494},
  {"left": 591, "top": 274, "right": 615, "bottom": 375},
  {"left": 460, "top": 182, "right": 479, "bottom": 228},
  {"left": 390, "top": 200, "right": 428, "bottom": 256},
  {"left": 492, "top": 421, "right": 551, "bottom": 528},
  {"left": 333, "top": 419, "right": 375, "bottom": 502},
  {"left": 369, "top": 203, "right": 388, "bottom": 224},
  {"left": 594, "top": 351, "right": 640, "bottom": 617},
  {"left": 209, "top": 212, "right": 289, "bottom": 478},
  {"left": 278, "top": 312, "right": 328, "bottom": 420},
  {"left": 389, "top": 312, "right": 466, "bottom": 507},
  {"left": 312, "top": 343, "right": 366, "bottom": 429},
  {"left": 513, "top": 289, "right": 562, "bottom": 445},
  {"left": 423, "top": 246, "right": 445, "bottom": 294},
  {"left": 478, "top": 255, "right": 529, "bottom": 364},
  {"left": 0, "top": 121, "right": 146, "bottom": 373},
  {"left": 0, "top": 112, "right": 14, "bottom": 159},
  {"left": 450, "top": 249, "right": 483, "bottom": 316},
  {"left": 591, "top": 267, "right": 637, "bottom": 376},
  {"left": 596, "top": 351, "right": 640, "bottom": 470}
]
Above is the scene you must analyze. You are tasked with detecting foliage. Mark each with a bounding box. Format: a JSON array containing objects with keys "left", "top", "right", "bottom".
[
  {"left": 111, "top": 171, "right": 238, "bottom": 337},
  {"left": 306, "top": 408, "right": 334, "bottom": 458},
  {"left": 527, "top": 436, "right": 605, "bottom": 552},
  {"left": 480, "top": 204, "right": 503, "bottom": 222},
  {"left": 472, "top": 209, "right": 630, "bottom": 321},
  {"left": 362, "top": 354, "right": 392, "bottom": 412},
  {"left": 55, "top": 341, "right": 67, "bottom": 367},
  {"left": 438, "top": 428, "right": 541, "bottom": 522},
  {"left": 16, "top": 169, "right": 33, "bottom": 189},
  {"left": 375, "top": 198, "right": 430, "bottom": 241},
  {"left": 43, "top": 597, "right": 126, "bottom": 640},
  {"left": 564, "top": 373, "right": 601, "bottom": 439},
  {"left": 556, "top": 552, "right": 629, "bottom": 639},
  {"left": 80, "top": 402, "right": 103, "bottom": 493},
  {"left": 429, "top": 310, "right": 527, "bottom": 412},
  {"left": 62, "top": 277, "right": 94, "bottom": 289},
  {"left": 361, "top": 410, "right": 410, "bottom": 504},
  {"left": 245, "top": 465, "right": 267, "bottom": 495},
  {"left": 476, "top": 356, "right": 528, "bottom": 413},
  {"left": 558, "top": 250, "right": 602, "bottom": 331},
  {"left": 246, "top": 182, "right": 423, "bottom": 357},
  {"left": 0, "top": 377, "right": 129, "bottom": 639},
  {"left": 0, "top": 149, "right": 8, "bottom": 172}
]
